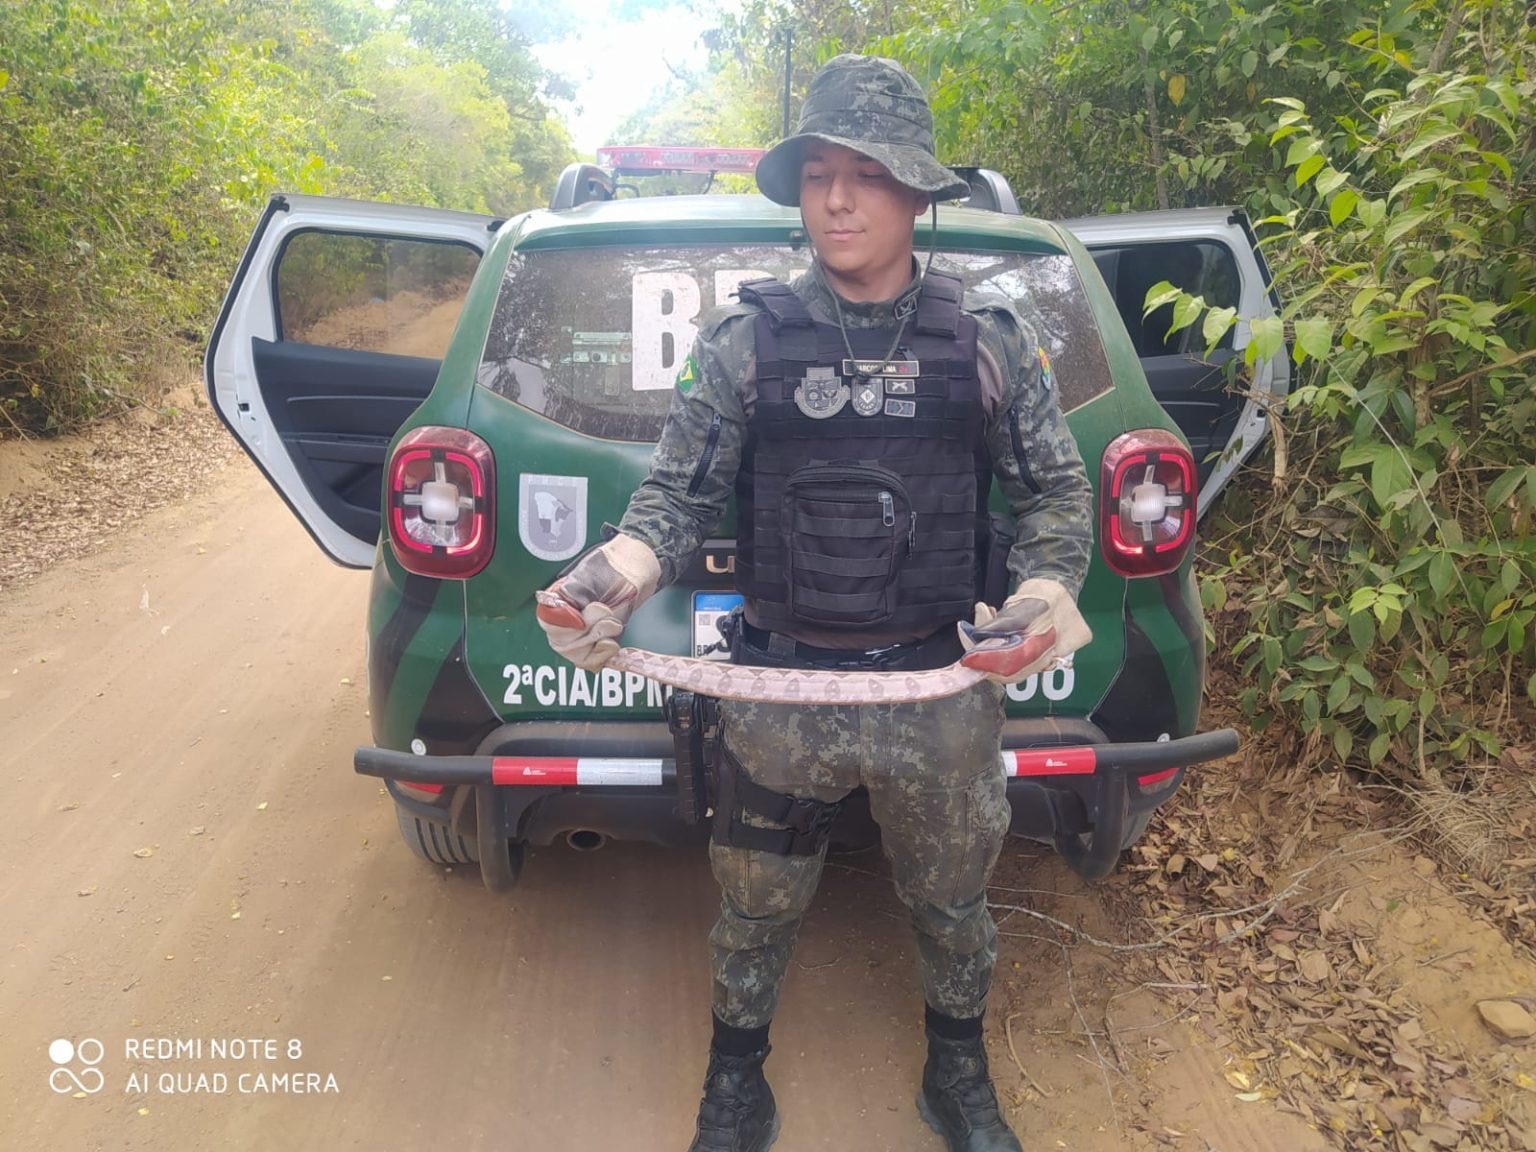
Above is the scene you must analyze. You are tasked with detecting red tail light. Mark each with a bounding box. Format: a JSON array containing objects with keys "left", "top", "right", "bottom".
[
  {"left": 1100, "top": 429, "right": 1195, "bottom": 577},
  {"left": 387, "top": 427, "right": 495, "bottom": 579}
]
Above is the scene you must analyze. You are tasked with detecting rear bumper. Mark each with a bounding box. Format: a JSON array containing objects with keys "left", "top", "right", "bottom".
[{"left": 357, "top": 718, "right": 1238, "bottom": 885}]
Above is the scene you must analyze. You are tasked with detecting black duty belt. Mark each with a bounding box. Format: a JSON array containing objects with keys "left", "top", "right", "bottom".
[{"left": 736, "top": 618, "right": 962, "bottom": 673}]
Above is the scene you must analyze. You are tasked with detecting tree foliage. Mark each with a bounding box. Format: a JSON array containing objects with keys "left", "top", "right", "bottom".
[
  {"left": 1158, "top": 4, "right": 1536, "bottom": 784},
  {"left": 644, "top": 0, "right": 1535, "bottom": 780},
  {"left": 0, "top": 0, "right": 574, "bottom": 432}
]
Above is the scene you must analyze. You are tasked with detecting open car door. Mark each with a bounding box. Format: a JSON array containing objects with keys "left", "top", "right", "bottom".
[
  {"left": 1062, "top": 207, "right": 1289, "bottom": 513},
  {"left": 205, "top": 194, "right": 497, "bottom": 567}
]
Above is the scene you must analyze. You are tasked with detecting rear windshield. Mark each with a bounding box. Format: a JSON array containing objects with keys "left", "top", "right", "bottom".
[{"left": 479, "top": 244, "right": 1113, "bottom": 441}]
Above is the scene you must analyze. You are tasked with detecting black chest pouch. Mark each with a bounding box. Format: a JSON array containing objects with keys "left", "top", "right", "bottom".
[
  {"left": 780, "top": 462, "right": 916, "bottom": 627},
  {"left": 734, "top": 272, "right": 990, "bottom": 637}
]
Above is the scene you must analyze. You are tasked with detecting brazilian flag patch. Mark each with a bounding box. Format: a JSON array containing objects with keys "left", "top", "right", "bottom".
[
  {"left": 1037, "top": 345, "right": 1054, "bottom": 390},
  {"left": 675, "top": 353, "right": 700, "bottom": 394}
]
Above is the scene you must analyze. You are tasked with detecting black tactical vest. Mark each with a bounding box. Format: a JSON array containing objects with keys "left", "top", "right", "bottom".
[{"left": 734, "top": 272, "right": 990, "bottom": 636}]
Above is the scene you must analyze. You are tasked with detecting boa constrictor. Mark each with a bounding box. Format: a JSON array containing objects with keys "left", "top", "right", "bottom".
[
  {"left": 605, "top": 647, "right": 989, "bottom": 705},
  {"left": 535, "top": 589, "right": 1051, "bottom": 705}
]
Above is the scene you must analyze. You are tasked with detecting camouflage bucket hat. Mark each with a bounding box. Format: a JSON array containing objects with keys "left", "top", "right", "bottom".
[{"left": 755, "top": 54, "right": 970, "bottom": 208}]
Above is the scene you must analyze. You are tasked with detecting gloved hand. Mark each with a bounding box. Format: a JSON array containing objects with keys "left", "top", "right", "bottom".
[
  {"left": 957, "top": 578, "right": 1092, "bottom": 684},
  {"left": 534, "top": 534, "right": 661, "bottom": 671}
]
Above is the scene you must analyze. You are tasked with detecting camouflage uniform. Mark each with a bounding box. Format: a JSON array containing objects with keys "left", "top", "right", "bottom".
[{"left": 619, "top": 257, "right": 1093, "bottom": 1027}]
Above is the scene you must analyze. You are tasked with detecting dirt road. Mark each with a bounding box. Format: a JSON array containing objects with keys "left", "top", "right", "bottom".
[{"left": 0, "top": 446, "right": 1335, "bottom": 1151}]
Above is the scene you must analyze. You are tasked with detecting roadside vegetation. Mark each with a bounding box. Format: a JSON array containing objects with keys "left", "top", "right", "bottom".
[{"left": 0, "top": 0, "right": 573, "bottom": 433}]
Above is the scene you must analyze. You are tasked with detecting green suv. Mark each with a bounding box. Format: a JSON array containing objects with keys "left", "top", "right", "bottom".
[{"left": 206, "top": 159, "right": 1275, "bottom": 889}]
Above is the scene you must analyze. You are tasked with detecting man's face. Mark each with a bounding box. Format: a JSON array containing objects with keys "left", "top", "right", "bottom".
[{"left": 799, "top": 142, "right": 927, "bottom": 301}]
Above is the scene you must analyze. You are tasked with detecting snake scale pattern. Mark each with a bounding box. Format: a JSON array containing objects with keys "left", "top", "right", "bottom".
[{"left": 608, "top": 648, "right": 987, "bottom": 704}]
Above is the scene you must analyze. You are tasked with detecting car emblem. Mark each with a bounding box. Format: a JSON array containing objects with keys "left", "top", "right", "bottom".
[
  {"left": 792, "top": 367, "right": 849, "bottom": 420},
  {"left": 852, "top": 376, "right": 884, "bottom": 417},
  {"left": 518, "top": 473, "right": 588, "bottom": 561}
]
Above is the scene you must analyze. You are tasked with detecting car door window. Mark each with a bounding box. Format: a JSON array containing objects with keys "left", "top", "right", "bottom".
[
  {"left": 275, "top": 232, "right": 480, "bottom": 358},
  {"left": 1090, "top": 239, "right": 1244, "bottom": 483},
  {"left": 1092, "top": 240, "right": 1240, "bottom": 356}
]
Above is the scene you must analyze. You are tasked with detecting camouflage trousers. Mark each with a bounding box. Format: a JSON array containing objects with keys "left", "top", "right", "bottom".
[{"left": 708, "top": 680, "right": 1011, "bottom": 1029}]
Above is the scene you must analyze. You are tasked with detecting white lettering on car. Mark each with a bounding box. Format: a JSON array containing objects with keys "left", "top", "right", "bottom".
[
  {"left": 505, "top": 663, "right": 1073, "bottom": 709},
  {"left": 630, "top": 272, "right": 700, "bottom": 391},
  {"left": 1004, "top": 667, "right": 1077, "bottom": 704},
  {"left": 534, "top": 665, "right": 557, "bottom": 706},
  {"left": 505, "top": 663, "right": 674, "bottom": 710},
  {"left": 629, "top": 269, "right": 773, "bottom": 391}
]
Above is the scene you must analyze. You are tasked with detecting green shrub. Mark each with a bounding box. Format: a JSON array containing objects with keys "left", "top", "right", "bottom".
[{"left": 1159, "top": 5, "right": 1535, "bottom": 781}]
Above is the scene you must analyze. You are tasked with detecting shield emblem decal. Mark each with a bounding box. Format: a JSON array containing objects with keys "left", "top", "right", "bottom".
[
  {"left": 518, "top": 473, "right": 587, "bottom": 561},
  {"left": 852, "top": 376, "right": 884, "bottom": 417},
  {"left": 793, "top": 367, "right": 850, "bottom": 420}
]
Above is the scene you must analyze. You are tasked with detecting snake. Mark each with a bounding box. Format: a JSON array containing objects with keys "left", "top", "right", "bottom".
[
  {"left": 605, "top": 646, "right": 989, "bottom": 704},
  {"left": 536, "top": 590, "right": 1054, "bottom": 705}
]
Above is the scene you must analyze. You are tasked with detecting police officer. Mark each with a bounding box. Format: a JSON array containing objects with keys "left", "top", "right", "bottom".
[{"left": 538, "top": 54, "right": 1093, "bottom": 1152}]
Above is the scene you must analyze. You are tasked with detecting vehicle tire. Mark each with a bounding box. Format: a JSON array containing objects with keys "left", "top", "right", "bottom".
[
  {"left": 1118, "top": 807, "right": 1154, "bottom": 851},
  {"left": 393, "top": 801, "right": 479, "bottom": 866},
  {"left": 483, "top": 837, "right": 526, "bottom": 892},
  {"left": 1075, "top": 808, "right": 1154, "bottom": 854},
  {"left": 1057, "top": 808, "right": 1156, "bottom": 880}
]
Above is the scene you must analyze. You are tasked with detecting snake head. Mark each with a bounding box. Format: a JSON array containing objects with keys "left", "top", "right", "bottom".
[
  {"left": 957, "top": 625, "right": 1058, "bottom": 677},
  {"left": 534, "top": 586, "right": 587, "bottom": 630}
]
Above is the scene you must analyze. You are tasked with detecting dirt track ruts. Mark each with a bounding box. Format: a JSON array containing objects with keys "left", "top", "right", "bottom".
[{"left": 0, "top": 449, "right": 1332, "bottom": 1151}]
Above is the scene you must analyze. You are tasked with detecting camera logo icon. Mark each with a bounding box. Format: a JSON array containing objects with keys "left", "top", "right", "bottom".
[{"left": 49, "top": 1038, "right": 105, "bottom": 1095}]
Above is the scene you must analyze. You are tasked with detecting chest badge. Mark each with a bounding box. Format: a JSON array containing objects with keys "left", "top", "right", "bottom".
[
  {"left": 851, "top": 376, "right": 884, "bottom": 417},
  {"left": 793, "top": 367, "right": 849, "bottom": 420},
  {"left": 842, "top": 358, "right": 919, "bottom": 378}
]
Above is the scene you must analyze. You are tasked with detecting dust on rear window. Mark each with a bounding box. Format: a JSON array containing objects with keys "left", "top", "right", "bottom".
[{"left": 478, "top": 245, "right": 1113, "bottom": 441}]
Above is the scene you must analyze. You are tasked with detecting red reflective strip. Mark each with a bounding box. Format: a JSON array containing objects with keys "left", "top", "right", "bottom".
[
  {"left": 397, "top": 779, "right": 444, "bottom": 795},
  {"left": 1137, "top": 766, "right": 1181, "bottom": 789},
  {"left": 1004, "top": 747, "right": 1097, "bottom": 777},
  {"left": 492, "top": 758, "right": 579, "bottom": 786},
  {"left": 489, "top": 758, "right": 667, "bottom": 787}
]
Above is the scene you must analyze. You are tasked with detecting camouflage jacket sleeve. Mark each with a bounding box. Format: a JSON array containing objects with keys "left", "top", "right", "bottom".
[
  {"left": 617, "top": 307, "right": 755, "bottom": 589},
  {"left": 973, "top": 301, "right": 1095, "bottom": 600}
]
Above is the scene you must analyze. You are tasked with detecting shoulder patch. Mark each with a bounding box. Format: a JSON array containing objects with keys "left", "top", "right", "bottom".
[
  {"left": 674, "top": 353, "right": 700, "bottom": 394},
  {"left": 962, "top": 287, "right": 1023, "bottom": 322},
  {"left": 696, "top": 300, "right": 762, "bottom": 343},
  {"left": 1037, "top": 345, "right": 1055, "bottom": 391}
]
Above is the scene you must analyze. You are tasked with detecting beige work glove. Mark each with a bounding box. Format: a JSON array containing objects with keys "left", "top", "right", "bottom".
[
  {"left": 534, "top": 534, "right": 661, "bottom": 671},
  {"left": 957, "top": 578, "right": 1092, "bottom": 684}
]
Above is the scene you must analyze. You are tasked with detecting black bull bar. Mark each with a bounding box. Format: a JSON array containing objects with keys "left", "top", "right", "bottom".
[{"left": 356, "top": 725, "right": 1240, "bottom": 889}]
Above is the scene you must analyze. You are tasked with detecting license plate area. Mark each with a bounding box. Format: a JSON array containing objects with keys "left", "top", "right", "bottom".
[{"left": 692, "top": 591, "right": 742, "bottom": 660}]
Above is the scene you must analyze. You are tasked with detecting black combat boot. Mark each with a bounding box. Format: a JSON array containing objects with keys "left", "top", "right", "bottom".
[
  {"left": 687, "top": 1044, "right": 779, "bottom": 1152},
  {"left": 917, "top": 1030, "right": 1023, "bottom": 1152}
]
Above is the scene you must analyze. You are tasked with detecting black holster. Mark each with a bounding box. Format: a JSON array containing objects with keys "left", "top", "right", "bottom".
[
  {"left": 665, "top": 690, "right": 720, "bottom": 826},
  {"left": 711, "top": 746, "right": 843, "bottom": 856}
]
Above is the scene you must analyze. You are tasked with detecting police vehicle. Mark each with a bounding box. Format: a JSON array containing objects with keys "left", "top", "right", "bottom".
[{"left": 205, "top": 147, "right": 1278, "bottom": 888}]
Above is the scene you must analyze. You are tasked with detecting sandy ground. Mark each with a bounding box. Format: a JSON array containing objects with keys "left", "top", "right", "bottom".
[{"left": 0, "top": 440, "right": 1355, "bottom": 1152}]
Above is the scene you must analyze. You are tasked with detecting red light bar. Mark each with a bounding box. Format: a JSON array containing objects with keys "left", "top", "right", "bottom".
[{"left": 595, "top": 146, "right": 766, "bottom": 175}]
